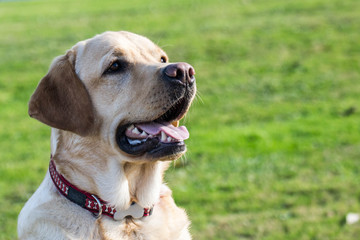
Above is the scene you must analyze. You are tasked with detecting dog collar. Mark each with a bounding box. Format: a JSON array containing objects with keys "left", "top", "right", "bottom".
[{"left": 49, "top": 158, "right": 153, "bottom": 220}]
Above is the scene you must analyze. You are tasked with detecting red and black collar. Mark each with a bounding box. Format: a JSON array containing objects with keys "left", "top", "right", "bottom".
[{"left": 49, "top": 158, "right": 152, "bottom": 220}]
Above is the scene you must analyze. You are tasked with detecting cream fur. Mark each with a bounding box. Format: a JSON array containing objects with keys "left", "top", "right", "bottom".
[{"left": 18, "top": 31, "right": 194, "bottom": 240}]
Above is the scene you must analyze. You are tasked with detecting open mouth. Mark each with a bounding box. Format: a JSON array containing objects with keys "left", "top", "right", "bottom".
[{"left": 116, "top": 97, "right": 190, "bottom": 159}]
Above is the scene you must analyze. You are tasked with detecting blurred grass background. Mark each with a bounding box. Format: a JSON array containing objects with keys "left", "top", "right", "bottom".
[{"left": 1, "top": 0, "right": 360, "bottom": 239}]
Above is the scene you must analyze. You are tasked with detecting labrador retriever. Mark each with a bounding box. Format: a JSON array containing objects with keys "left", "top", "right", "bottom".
[{"left": 18, "top": 31, "right": 196, "bottom": 240}]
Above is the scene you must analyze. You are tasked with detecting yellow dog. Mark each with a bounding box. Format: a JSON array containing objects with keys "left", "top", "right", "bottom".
[{"left": 18, "top": 31, "right": 196, "bottom": 240}]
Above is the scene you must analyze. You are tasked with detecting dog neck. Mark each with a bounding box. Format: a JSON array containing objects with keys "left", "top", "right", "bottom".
[{"left": 50, "top": 128, "right": 168, "bottom": 210}]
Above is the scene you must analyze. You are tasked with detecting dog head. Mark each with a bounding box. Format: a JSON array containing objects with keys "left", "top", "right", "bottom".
[{"left": 28, "top": 31, "right": 196, "bottom": 162}]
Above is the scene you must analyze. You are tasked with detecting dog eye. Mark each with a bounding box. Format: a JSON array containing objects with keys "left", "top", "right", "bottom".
[
  {"left": 106, "top": 60, "right": 127, "bottom": 74},
  {"left": 108, "top": 61, "right": 120, "bottom": 72},
  {"left": 160, "top": 56, "right": 167, "bottom": 63}
]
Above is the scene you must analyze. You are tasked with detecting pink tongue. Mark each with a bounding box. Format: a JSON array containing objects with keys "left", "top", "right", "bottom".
[{"left": 136, "top": 122, "right": 189, "bottom": 141}]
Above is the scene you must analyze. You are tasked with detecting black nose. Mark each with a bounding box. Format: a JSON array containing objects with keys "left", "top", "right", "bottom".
[{"left": 164, "top": 62, "right": 195, "bottom": 84}]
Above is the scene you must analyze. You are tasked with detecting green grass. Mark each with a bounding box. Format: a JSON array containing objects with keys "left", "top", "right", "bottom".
[{"left": 1, "top": 0, "right": 360, "bottom": 239}]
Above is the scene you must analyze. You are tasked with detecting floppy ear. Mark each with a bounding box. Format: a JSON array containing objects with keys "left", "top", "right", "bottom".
[{"left": 28, "top": 51, "right": 95, "bottom": 136}]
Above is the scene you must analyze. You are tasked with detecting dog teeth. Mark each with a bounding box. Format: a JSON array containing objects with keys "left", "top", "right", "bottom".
[
  {"left": 128, "top": 139, "right": 142, "bottom": 145},
  {"left": 132, "top": 127, "right": 141, "bottom": 135},
  {"left": 160, "top": 132, "right": 175, "bottom": 143},
  {"left": 127, "top": 124, "right": 135, "bottom": 131},
  {"left": 140, "top": 131, "right": 148, "bottom": 137},
  {"left": 161, "top": 131, "right": 167, "bottom": 142},
  {"left": 127, "top": 126, "right": 176, "bottom": 143}
]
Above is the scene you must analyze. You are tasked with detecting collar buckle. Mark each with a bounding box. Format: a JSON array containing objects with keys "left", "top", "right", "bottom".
[{"left": 91, "top": 195, "right": 103, "bottom": 219}]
